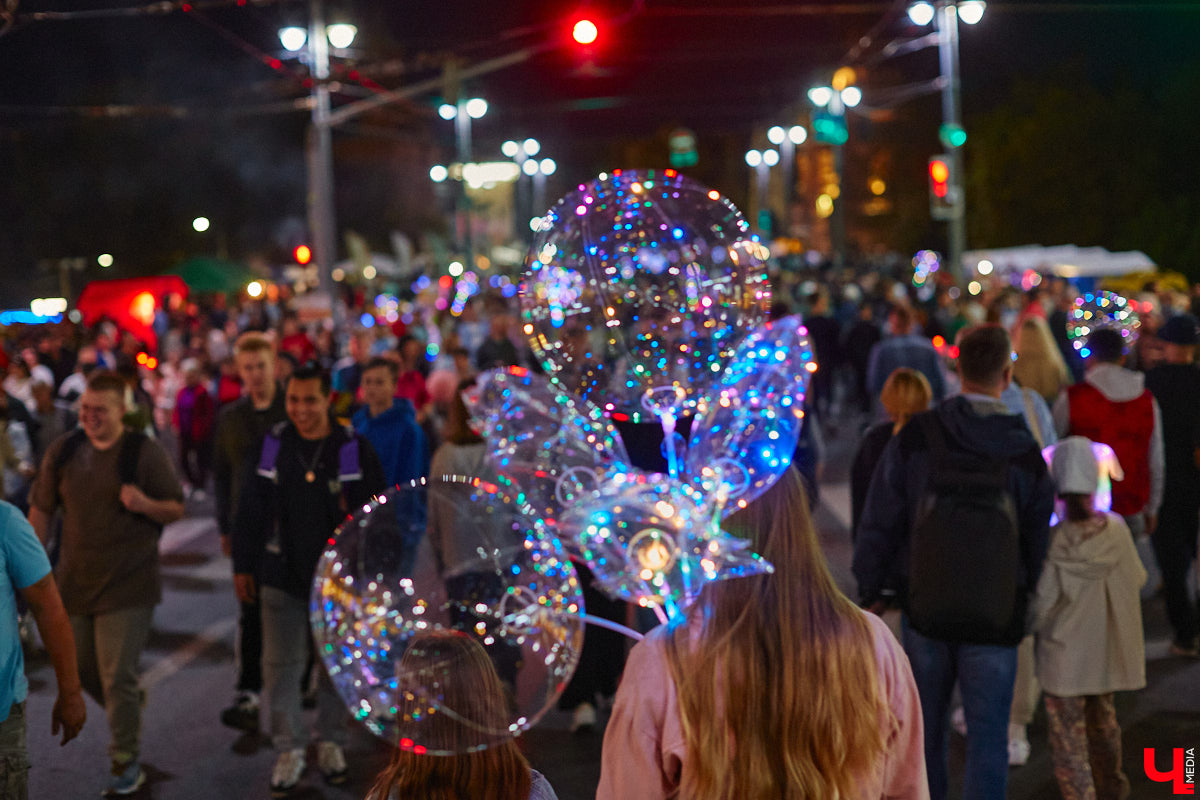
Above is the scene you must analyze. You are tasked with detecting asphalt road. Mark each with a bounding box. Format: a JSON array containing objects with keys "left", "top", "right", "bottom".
[{"left": 22, "top": 427, "right": 1200, "bottom": 799}]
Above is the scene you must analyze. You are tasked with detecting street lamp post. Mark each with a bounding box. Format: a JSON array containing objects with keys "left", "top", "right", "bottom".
[
  {"left": 908, "top": 0, "right": 984, "bottom": 281},
  {"left": 767, "top": 125, "right": 807, "bottom": 212},
  {"left": 280, "top": 0, "right": 356, "bottom": 330},
  {"left": 808, "top": 80, "right": 858, "bottom": 268},
  {"left": 744, "top": 148, "right": 778, "bottom": 234},
  {"left": 503, "top": 138, "right": 542, "bottom": 240},
  {"left": 440, "top": 97, "right": 487, "bottom": 267}
]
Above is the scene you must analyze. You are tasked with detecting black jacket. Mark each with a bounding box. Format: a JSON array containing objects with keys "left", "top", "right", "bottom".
[
  {"left": 852, "top": 395, "right": 1055, "bottom": 644},
  {"left": 212, "top": 389, "right": 287, "bottom": 536},
  {"left": 232, "top": 422, "right": 385, "bottom": 599}
]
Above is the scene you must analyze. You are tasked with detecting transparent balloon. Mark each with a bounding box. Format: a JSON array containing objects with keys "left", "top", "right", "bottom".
[
  {"left": 1066, "top": 290, "right": 1140, "bottom": 360},
  {"left": 521, "top": 169, "right": 772, "bottom": 418},
  {"left": 311, "top": 481, "right": 584, "bottom": 754}
]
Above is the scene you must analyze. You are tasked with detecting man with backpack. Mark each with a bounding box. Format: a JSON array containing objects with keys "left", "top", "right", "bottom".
[
  {"left": 232, "top": 364, "right": 384, "bottom": 797},
  {"left": 27, "top": 369, "right": 184, "bottom": 796},
  {"left": 853, "top": 324, "right": 1055, "bottom": 800}
]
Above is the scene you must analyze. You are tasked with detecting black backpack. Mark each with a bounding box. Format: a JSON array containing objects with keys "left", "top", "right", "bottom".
[
  {"left": 51, "top": 428, "right": 160, "bottom": 530},
  {"left": 906, "top": 413, "right": 1021, "bottom": 645}
]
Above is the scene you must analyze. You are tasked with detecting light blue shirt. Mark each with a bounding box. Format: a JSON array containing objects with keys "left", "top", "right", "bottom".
[
  {"left": 0, "top": 501, "right": 51, "bottom": 721},
  {"left": 1000, "top": 383, "right": 1057, "bottom": 449}
]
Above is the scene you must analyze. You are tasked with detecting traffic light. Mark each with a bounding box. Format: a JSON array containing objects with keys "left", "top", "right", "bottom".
[
  {"left": 572, "top": 18, "right": 598, "bottom": 45},
  {"left": 293, "top": 244, "right": 312, "bottom": 265},
  {"left": 928, "top": 155, "right": 958, "bottom": 220}
]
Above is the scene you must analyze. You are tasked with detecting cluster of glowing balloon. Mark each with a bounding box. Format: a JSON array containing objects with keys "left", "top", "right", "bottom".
[
  {"left": 520, "top": 169, "right": 772, "bottom": 419},
  {"left": 471, "top": 316, "right": 814, "bottom": 617},
  {"left": 1066, "top": 291, "right": 1140, "bottom": 359},
  {"left": 684, "top": 315, "right": 816, "bottom": 507},
  {"left": 310, "top": 481, "right": 584, "bottom": 753}
]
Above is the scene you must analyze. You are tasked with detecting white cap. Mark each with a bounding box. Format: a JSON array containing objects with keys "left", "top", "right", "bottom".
[{"left": 1050, "top": 436, "right": 1115, "bottom": 494}]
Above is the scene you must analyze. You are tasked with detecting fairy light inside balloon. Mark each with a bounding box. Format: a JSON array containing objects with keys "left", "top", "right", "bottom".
[{"left": 1067, "top": 291, "right": 1140, "bottom": 359}]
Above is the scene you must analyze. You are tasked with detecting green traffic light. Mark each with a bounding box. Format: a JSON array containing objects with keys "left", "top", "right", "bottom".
[{"left": 939, "top": 123, "right": 967, "bottom": 148}]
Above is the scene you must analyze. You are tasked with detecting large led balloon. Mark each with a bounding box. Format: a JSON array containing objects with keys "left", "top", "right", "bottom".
[
  {"left": 1066, "top": 290, "right": 1140, "bottom": 360},
  {"left": 311, "top": 481, "right": 583, "bottom": 754},
  {"left": 521, "top": 169, "right": 772, "bottom": 418}
]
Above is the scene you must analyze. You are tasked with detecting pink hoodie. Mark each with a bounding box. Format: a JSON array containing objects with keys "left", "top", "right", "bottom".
[{"left": 597, "top": 610, "right": 929, "bottom": 800}]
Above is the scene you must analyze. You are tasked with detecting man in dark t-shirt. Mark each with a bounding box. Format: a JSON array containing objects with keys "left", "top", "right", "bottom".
[{"left": 29, "top": 370, "right": 184, "bottom": 795}]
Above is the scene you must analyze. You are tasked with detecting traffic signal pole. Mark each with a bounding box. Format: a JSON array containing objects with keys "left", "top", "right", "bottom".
[{"left": 937, "top": 1, "right": 966, "bottom": 282}]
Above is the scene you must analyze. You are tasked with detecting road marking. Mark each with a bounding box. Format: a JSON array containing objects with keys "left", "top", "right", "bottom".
[
  {"left": 159, "top": 516, "right": 216, "bottom": 554},
  {"left": 142, "top": 616, "right": 237, "bottom": 690},
  {"left": 821, "top": 481, "right": 852, "bottom": 532}
]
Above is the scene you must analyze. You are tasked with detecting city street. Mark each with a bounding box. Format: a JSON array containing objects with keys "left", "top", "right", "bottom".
[{"left": 23, "top": 428, "right": 1200, "bottom": 799}]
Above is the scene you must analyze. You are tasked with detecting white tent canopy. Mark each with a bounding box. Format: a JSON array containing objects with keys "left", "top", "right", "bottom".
[{"left": 962, "top": 245, "right": 1156, "bottom": 279}]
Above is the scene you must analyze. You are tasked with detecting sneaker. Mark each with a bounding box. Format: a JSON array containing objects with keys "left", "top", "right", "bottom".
[
  {"left": 270, "top": 749, "right": 306, "bottom": 797},
  {"left": 220, "top": 692, "right": 260, "bottom": 733},
  {"left": 1008, "top": 737, "right": 1031, "bottom": 766},
  {"left": 105, "top": 761, "right": 145, "bottom": 796},
  {"left": 570, "top": 702, "right": 597, "bottom": 733},
  {"left": 316, "top": 741, "right": 348, "bottom": 785},
  {"left": 950, "top": 706, "right": 967, "bottom": 737}
]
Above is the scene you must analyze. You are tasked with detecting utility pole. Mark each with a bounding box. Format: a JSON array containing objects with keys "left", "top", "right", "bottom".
[
  {"left": 937, "top": 1, "right": 966, "bottom": 282},
  {"left": 306, "top": 0, "right": 344, "bottom": 330}
]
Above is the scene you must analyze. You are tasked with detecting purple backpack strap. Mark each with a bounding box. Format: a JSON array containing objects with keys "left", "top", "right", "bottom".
[
  {"left": 257, "top": 432, "right": 282, "bottom": 481},
  {"left": 337, "top": 437, "right": 362, "bottom": 482}
]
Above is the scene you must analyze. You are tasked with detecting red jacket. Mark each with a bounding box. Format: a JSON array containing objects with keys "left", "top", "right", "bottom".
[{"left": 1067, "top": 382, "right": 1153, "bottom": 516}]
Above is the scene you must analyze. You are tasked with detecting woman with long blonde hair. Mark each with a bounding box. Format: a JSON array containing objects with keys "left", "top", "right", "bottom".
[
  {"left": 597, "top": 468, "right": 928, "bottom": 800},
  {"left": 367, "top": 631, "right": 558, "bottom": 800},
  {"left": 1013, "top": 315, "right": 1071, "bottom": 404}
]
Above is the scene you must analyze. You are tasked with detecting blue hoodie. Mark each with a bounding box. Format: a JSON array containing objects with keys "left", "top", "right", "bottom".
[{"left": 351, "top": 399, "right": 428, "bottom": 487}]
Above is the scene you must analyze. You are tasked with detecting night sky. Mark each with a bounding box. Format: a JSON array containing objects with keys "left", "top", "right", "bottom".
[{"left": 1, "top": 0, "right": 1197, "bottom": 302}]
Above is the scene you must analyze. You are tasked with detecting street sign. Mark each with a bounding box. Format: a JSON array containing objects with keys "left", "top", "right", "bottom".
[{"left": 812, "top": 111, "right": 848, "bottom": 145}]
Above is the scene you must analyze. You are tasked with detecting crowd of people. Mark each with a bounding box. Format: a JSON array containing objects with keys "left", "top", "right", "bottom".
[{"left": 0, "top": 263, "right": 1194, "bottom": 798}]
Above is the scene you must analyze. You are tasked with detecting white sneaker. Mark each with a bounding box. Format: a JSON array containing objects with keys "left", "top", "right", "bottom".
[
  {"left": 270, "top": 748, "right": 306, "bottom": 797},
  {"left": 570, "top": 702, "right": 597, "bottom": 733},
  {"left": 316, "top": 741, "right": 348, "bottom": 785},
  {"left": 1008, "top": 737, "right": 1031, "bottom": 766}
]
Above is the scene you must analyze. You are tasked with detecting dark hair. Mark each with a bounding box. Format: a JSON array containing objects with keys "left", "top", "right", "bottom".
[
  {"left": 956, "top": 324, "right": 1012, "bottom": 387},
  {"left": 444, "top": 378, "right": 483, "bottom": 446},
  {"left": 1088, "top": 328, "right": 1126, "bottom": 363},
  {"left": 288, "top": 362, "right": 330, "bottom": 394},
  {"left": 363, "top": 356, "right": 398, "bottom": 377},
  {"left": 889, "top": 304, "right": 914, "bottom": 332},
  {"left": 1061, "top": 493, "right": 1094, "bottom": 522},
  {"left": 85, "top": 369, "right": 129, "bottom": 397}
]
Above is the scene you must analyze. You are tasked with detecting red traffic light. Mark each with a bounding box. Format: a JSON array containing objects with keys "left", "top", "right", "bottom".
[
  {"left": 572, "top": 18, "right": 598, "bottom": 45},
  {"left": 293, "top": 244, "right": 312, "bottom": 265},
  {"left": 928, "top": 158, "right": 950, "bottom": 198}
]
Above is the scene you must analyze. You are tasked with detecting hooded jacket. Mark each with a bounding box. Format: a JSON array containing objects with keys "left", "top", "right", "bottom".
[
  {"left": 1030, "top": 512, "right": 1146, "bottom": 696},
  {"left": 853, "top": 395, "right": 1056, "bottom": 646},
  {"left": 1052, "top": 363, "right": 1164, "bottom": 517},
  {"left": 351, "top": 398, "right": 427, "bottom": 487}
]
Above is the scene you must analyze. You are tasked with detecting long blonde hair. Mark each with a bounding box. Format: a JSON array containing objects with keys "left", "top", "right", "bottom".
[
  {"left": 1013, "top": 316, "right": 1070, "bottom": 403},
  {"left": 368, "top": 631, "right": 532, "bottom": 800},
  {"left": 664, "top": 469, "right": 890, "bottom": 800}
]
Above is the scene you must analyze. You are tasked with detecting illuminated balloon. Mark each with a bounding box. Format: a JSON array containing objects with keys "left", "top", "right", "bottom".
[
  {"left": 564, "top": 472, "right": 773, "bottom": 620},
  {"left": 686, "top": 316, "right": 815, "bottom": 510},
  {"left": 311, "top": 481, "right": 583, "bottom": 753},
  {"left": 521, "top": 169, "right": 772, "bottom": 418},
  {"left": 1066, "top": 290, "right": 1140, "bottom": 360},
  {"left": 468, "top": 366, "right": 629, "bottom": 523}
]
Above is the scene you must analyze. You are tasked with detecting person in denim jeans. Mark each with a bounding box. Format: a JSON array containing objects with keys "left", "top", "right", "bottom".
[{"left": 855, "top": 325, "right": 1055, "bottom": 800}]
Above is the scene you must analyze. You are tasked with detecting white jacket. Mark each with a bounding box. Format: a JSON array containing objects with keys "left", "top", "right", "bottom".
[{"left": 1030, "top": 512, "right": 1147, "bottom": 697}]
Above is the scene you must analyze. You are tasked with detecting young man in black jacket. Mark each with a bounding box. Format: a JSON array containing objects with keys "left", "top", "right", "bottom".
[
  {"left": 212, "top": 332, "right": 287, "bottom": 733},
  {"left": 232, "top": 364, "right": 384, "bottom": 797},
  {"left": 853, "top": 324, "right": 1055, "bottom": 800}
]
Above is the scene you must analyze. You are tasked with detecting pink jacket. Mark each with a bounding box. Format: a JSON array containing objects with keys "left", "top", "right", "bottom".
[{"left": 597, "top": 610, "right": 929, "bottom": 800}]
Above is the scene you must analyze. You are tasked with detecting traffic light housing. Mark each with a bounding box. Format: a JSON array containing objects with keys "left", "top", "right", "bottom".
[{"left": 928, "top": 155, "right": 958, "bottom": 220}]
